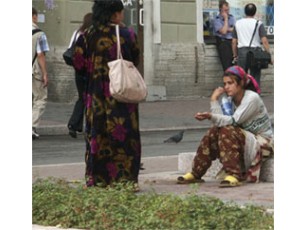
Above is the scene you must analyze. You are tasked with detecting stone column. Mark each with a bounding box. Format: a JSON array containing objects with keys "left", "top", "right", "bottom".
[{"left": 143, "top": 0, "right": 166, "bottom": 101}]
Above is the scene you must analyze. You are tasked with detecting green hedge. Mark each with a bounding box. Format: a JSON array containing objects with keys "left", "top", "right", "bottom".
[{"left": 32, "top": 178, "right": 273, "bottom": 230}]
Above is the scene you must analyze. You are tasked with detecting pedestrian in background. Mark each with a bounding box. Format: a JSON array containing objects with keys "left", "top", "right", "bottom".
[
  {"left": 213, "top": 0, "right": 236, "bottom": 71},
  {"left": 73, "top": 0, "right": 141, "bottom": 188},
  {"left": 232, "top": 3, "right": 272, "bottom": 88},
  {"left": 32, "top": 7, "right": 50, "bottom": 140},
  {"left": 177, "top": 66, "right": 274, "bottom": 187},
  {"left": 67, "top": 12, "right": 93, "bottom": 138}
]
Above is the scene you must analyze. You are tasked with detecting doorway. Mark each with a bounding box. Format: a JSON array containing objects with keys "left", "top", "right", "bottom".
[{"left": 122, "top": 0, "right": 144, "bottom": 75}]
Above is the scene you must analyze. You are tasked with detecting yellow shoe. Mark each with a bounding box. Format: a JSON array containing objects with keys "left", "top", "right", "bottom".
[
  {"left": 177, "top": 172, "right": 204, "bottom": 184},
  {"left": 219, "top": 175, "right": 242, "bottom": 188}
]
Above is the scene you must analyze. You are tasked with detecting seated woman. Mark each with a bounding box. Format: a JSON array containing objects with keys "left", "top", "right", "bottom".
[{"left": 177, "top": 65, "right": 273, "bottom": 187}]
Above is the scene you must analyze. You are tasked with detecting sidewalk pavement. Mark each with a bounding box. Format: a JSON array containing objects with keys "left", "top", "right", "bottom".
[{"left": 33, "top": 95, "right": 274, "bottom": 230}]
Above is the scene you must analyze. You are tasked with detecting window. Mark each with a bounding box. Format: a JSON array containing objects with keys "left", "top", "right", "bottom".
[{"left": 202, "top": 0, "right": 274, "bottom": 43}]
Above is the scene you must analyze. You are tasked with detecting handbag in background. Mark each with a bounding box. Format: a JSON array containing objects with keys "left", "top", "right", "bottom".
[
  {"left": 246, "top": 20, "right": 271, "bottom": 69},
  {"left": 108, "top": 25, "right": 147, "bottom": 103},
  {"left": 246, "top": 48, "right": 271, "bottom": 69},
  {"left": 63, "top": 30, "right": 79, "bottom": 66}
]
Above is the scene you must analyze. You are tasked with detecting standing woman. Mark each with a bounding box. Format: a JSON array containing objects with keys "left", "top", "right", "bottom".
[
  {"left": 67, "top": 12, "right": 92, "bottom": 138},
  {"left": 177, "top": 66, "right": 274, "bottom": 187},
  {"left": 73, "top": 0, "right": 141, "bottom": 187}
]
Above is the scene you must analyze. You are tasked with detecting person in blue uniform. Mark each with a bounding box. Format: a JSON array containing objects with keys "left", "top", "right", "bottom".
[{"left": 213, "top": 0, "right": 236, "bottom": 71}]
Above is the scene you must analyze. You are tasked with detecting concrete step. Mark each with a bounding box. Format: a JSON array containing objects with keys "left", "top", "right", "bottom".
[{"left": 178, "top": 152, "right": 274, "bottom": 182}]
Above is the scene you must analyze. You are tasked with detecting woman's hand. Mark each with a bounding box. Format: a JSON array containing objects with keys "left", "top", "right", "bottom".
[
  {"left": 211, "top": 87, "right": 225, "bottom": 101},
  {"left": 195, "top": 112, "right": 211, "bottom": 121}
]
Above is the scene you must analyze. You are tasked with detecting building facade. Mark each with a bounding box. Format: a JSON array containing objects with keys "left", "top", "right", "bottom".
[{"left": 32, "top": 0, "right": 274, "bottom": 102}]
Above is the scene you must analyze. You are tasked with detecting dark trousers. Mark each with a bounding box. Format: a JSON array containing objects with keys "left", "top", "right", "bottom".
[
  {"left": 238, "top": 47, "right": 261, "bottom": 88},
  {"left": 216, "top": 37, "right": 233, "bottom": 71},
  {"left": 68, "top": 72, "right": 85, "bottom": 132}
]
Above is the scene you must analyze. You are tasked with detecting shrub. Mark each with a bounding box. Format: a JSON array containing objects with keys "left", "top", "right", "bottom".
[{"left": 32, "top": 178, "right": 273, "bottom": 230}]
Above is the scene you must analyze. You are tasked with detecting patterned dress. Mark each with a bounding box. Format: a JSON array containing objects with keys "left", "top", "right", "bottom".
[{"left": 73, "top": 24, "right": 141, "bottom": 187}]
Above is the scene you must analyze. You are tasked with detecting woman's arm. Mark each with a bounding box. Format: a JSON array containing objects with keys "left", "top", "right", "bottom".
[{"left": 210, "top": 92, "right": 260, "bottom": 127}]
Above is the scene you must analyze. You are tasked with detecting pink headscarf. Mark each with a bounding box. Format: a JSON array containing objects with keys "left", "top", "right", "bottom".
[{"left": 224, "top": 66, "right": 261, "bottom": 94}]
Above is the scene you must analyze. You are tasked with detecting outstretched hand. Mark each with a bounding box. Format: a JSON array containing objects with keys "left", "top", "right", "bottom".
[{"left": 195, "top": 112, "right": 211, "bottom": 121}]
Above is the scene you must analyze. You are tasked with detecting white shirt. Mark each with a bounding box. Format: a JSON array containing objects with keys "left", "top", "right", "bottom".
[{"left": 234, "top": 18, "right": 262, "bottom": 48}]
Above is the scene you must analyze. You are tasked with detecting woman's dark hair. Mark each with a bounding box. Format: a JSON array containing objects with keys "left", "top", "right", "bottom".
[
  {"left": 245, "top": 3, "right": 257, "bottom": 16},
  {"left": 224, "top": 72, "right": 258, "bottom": 93},
  {"left": 80, "top": 13, "right": 93, "bottom": 32},
  {"left": 92, "top": 0, "right": 124, "bottom": 28}
]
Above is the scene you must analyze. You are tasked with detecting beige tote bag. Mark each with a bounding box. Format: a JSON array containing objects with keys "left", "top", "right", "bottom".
[{"left": 108, "top": 25, "right": 147, "bottom": 103}]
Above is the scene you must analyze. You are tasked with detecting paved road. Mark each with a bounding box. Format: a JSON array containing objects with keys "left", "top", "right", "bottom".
[{"left": 33, "top": 129, "right": 209, "bottom": 165}]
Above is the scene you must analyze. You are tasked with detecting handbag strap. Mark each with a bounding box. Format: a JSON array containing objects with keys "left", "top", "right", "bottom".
[
  {"left": 70, "top": 30, "right": 79, "bottom": 48},
  {"left": 115, "top": 25, "right": 123, "bottom": 59},
  {"left": 249, "top": 20, "right": 259, "bottom": 48},
  {"left": 32, "top": 29, "right": 42, "bottom": 66}
]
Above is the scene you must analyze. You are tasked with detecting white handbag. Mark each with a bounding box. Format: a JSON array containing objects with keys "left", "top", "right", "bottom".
[{"left": 108, "top": 25, "right": 147, "bottom": 103}]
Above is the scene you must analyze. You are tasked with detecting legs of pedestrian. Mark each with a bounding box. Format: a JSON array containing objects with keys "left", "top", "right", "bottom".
[
  {"left": 216, "top": 38, "right": 233, "bottom": 71},
  {"left": 250, "top": 67, "right": 261, "bottom": 88},
  {"left": 237, "top": 48, "right": 262, "bottom": 90},
  {"left": 32, "top": 78, "right": 47, "bottom": 140},
  {"left": 68, "top": 73, "right": 85, "bottom": 138}
]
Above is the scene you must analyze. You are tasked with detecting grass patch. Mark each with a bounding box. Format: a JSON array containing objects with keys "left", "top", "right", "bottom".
[{"left": 33, "top": 178, "right": 273, "bottom": 230}]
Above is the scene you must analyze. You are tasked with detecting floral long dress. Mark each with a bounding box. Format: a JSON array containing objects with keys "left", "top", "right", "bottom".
[{"left": 73, "top": 24, "right": 141, "bottom": 187}]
